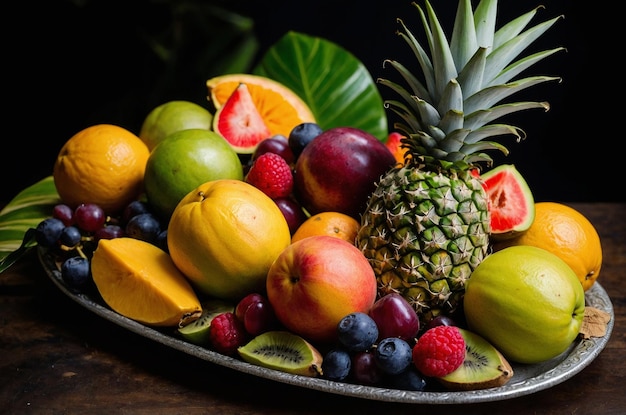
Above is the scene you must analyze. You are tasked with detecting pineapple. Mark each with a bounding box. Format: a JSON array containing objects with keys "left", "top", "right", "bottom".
[{"left": 356, "top": 0, "right": 563, "bottom": 325}]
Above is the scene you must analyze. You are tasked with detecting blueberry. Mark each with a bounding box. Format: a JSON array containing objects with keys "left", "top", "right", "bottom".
[
  {"left": 156, "top": 229, "right": 168, "bottom": 253},
  {"left": 288, "top": 122, "right": 323, "bottom": 158},
  {"left": 321, "top": 348, "right": 352, "bottom": 381},
  {"left": 61, "top": 256, "right": 92, "bottom": 291},
  {"left": 337, "top": 312, "right": 379, "bottom": 351},
  {"left": 386, "top": 368, "right": 427, "bottom": 391},
  {"left": 125, "top": 213, "right": 162, "bottom": 244},
  {"left": 374, "top": 337, "right": 413, "bottom": 375},
  {"left": 59, "top": 225, "right": 82, "bottom": 248},
  {"left": 35, "top": 218, "right": 66, "bottom": 247},
  {"left": 122, "top": 200, "right": 150, "bottom": 225}
]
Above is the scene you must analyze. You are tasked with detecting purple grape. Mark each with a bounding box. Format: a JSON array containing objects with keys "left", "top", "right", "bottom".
[
  {"left": 351, "top": 351, "right": 383, "bottom": 386},
  {"left": 74, "top": 203, "right": 106, "bottom": 232},
  {"left": 274, "top": 197, "right": 307, "bottom": 234},
  {"left": 424, "top": 314, "right": 458, "bottom": 332},
  {"left": 235, "top": 293, "right": 278, "bottom": 336},
  {"left": 253, "top": 135, "right": 295, "bottom": 165},
  {"left": 368, "top": 293, "right": 420, "bottom": 342},
  {"left": 94, "top": 225, "right": 125, "bottom": 241},
  {"left": 52, "top": 204, "right": 74, "bottom": 226}
]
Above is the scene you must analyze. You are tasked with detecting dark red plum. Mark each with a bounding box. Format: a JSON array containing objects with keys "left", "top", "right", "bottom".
[{"left": 293, "top": 127, "right": 396, "bottom": 219}]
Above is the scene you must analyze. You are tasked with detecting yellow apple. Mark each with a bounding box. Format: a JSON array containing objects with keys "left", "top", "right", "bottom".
[{"left": 266, "top": 235, "right": 377, "bottom": 345}]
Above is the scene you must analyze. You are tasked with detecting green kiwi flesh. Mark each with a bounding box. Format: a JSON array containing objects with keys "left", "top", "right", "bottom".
[
  {"left": 437, "top": 328, "right": 514, "bottom": 391},
  {"left": 238, "top": 331, "right": 323, "bottom": 377},
  {"left": 178, "top": 299, "right": 234, "bottom": 345}
]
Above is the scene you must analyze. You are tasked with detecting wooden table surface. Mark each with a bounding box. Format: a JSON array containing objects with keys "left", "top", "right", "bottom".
[{"left": 1, "top": 202, "right": 624, "bottom": 415}]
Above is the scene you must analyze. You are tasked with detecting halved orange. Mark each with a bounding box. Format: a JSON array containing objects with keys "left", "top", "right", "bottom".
[{"left": 207, "top": 74, "right": 316, "bottom": 148}]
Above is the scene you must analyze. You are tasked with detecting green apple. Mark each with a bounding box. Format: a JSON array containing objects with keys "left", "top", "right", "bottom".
[
  {"left": 463, "top": 245, "right": 586, "bottom": 364},
  {"left": 144, "top": 129, "right": 243, "bottom": 222},
  {"left": 265, "top": 235, "right": 378, "bottom": 345},
  {"left": 139, "top": 100, "right": 213, "bottom": 151}
]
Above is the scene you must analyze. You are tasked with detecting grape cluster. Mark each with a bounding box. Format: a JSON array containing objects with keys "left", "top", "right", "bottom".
[{"left": 35, "top": 200, "right": 167, "bottom": 292}]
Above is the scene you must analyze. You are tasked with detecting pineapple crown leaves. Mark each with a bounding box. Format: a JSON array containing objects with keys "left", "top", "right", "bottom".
[{"left": 380, "top": 0, "right": 565, "bottom": 168}]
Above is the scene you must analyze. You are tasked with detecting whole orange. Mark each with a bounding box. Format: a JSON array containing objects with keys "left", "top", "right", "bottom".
[
  {"left": 53, "top": 124, "right": 150, "bottom": 214},
  {"left": 291, "top": 211, "right": 360, "bottom": 245},
  {"left": 494, "top": 202, "right": 602, "bottom": 291}
]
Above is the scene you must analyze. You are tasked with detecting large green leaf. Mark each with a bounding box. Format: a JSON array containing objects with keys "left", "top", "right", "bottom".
[
  {"left": 0, "top": 176, "right": 60, "bottom": 272},
  {"left": 253, "top": 31, "right": 388, "bottom": 141}
]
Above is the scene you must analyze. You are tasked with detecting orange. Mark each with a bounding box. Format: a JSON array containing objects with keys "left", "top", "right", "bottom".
[
  {"left": 53, "top": 124, "right": 150, "bottom": 214},
  {"left": 91, "top": 237, "right": 202, "bottom": 327},
  {"left": 494, "top": 202, "right": 602, "bottom": 291},
  {"left": 291, "top": 211, "right": 360, "bottom": 245},
  {"left": 206, "top": 73, "right": 316, "bottom": 138}
]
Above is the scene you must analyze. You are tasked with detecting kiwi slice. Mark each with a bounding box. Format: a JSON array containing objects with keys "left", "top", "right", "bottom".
[
  {"left": 437, "top": 328, "right": 514, "bottom": 391},
  {"left": 238, "top": 331, "right": 323, "bottom": 377},
  {"left": 178, "top": 299, "right": 234, "bottom": 345}
]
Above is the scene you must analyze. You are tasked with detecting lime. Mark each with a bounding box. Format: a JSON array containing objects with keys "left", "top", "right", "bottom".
[
  {"left": 139, "top": 100, "right": 213, "bottom": 151},
  {"left": 143, "top": 129, "right": 243, "bottom": 222}
]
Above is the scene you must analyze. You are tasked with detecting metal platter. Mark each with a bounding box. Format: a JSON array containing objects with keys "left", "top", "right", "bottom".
[{"left": 38, "top": 246, "right": 614, "bottom": 404}]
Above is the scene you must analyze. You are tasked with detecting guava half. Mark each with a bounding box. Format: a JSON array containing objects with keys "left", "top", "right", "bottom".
[{"left": 481, "top": 164, "right": 534, "bottom": 241}]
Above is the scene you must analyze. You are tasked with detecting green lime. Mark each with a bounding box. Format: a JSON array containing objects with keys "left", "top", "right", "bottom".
[
  {"left": 144, "top": 129, "right": 243, "bottom": 222},
  {"left": 139, "top": 100, "right": 213, "bottom": 151}
]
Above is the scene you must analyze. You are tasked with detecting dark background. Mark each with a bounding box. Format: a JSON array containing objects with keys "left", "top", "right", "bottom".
[{"left": 3, "top": 0, "right": 617, "bottom": 202}]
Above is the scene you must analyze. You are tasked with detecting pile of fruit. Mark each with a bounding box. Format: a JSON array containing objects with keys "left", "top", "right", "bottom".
[{"left": 14, "top": 0, "right": 611, "bottom": 394}]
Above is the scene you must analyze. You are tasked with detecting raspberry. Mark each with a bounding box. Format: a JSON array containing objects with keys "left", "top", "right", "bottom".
[
  {"left": 412, "top": 325, "right": 465, "bottom": 377},
  {"left": 208, "top": 312, "right": 247, "bottom": 356},
  {"left": 245, "top": 152, "right": 293, "bottom": 199}
]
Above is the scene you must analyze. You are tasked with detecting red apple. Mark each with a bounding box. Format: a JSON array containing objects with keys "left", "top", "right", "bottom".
[
  {"left": 266, "top": 235, "right": 377, "bottom": 345},
  {"left": 293, "top": 127, "right": 397, "bottom": 219}
]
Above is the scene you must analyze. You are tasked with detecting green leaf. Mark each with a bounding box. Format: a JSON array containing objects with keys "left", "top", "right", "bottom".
[
  {"left": 253, "top": 31, "right": 388, "bottom": 141},
  {"left": 0, "top": 176, "right": 60, "bottom": 271}
]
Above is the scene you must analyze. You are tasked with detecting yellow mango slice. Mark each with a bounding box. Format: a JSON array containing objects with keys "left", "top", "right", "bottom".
[{"left": 91, "top": 237, "right": 202, "bottom": 327}]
